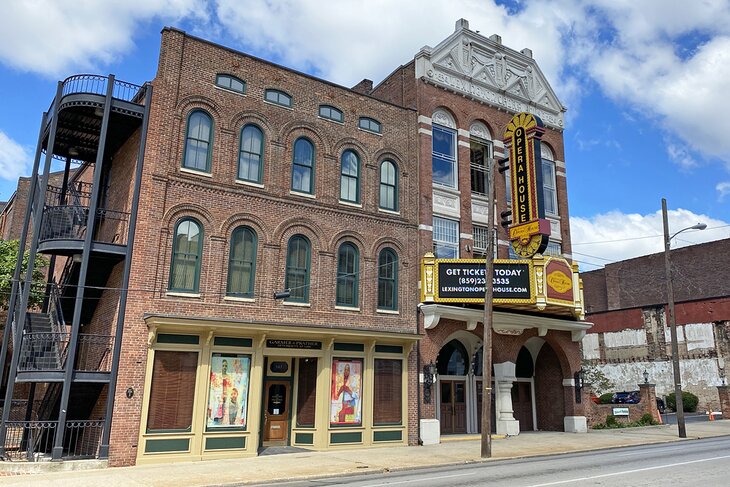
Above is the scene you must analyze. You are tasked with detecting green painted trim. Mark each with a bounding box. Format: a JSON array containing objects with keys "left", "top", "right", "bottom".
[
  {"left": 168, "top": 217, "right": 204, "bottom": 293},
  {"left": 378, "top": 160, "right": 398, "bottom": 211},
  {"left": 377, "top": 248, "right": 398, "bottom": 311},
  {"left": 214, "top": 337, "right": 253, "bottom": 348},
  {"left": 144, "top": 438, "right": 190, "bottom": 453},
  {"left": 182, "top": 109, "right": 213, "bottom": 172},
  {"left": 290, "top": 137, "right": 315, "bottom": 195},
  {"left": 226, "top": 226, "right": 258, "bottom": 298},
  {"left": 295, "top": 432, "right": 314, "bottom": 445},
  {"left": 330, "top": 432, "right": 362, "bottom": 444},
  {"left": 215, "top": 74, "right": 246, "bottom": 94},
  {"left": 335, "top": 243, "right": 359, "bottom": 308},
  {"left": 284, "top": 234, "right": 311, "bottom": 303},
  {"left": 334, "top": 342, "right": 364, "bottom": 352},
  {"left": 373, "top": 430, "right": 402, "bottom": 442},
  {"left": 339, "top": 150, "right": 361, "bottom": 204},
  {"left": 156, "top": 333, "right": 199, "bottom": 345},
  {"left": 236, "top": 125, "right": 264, "bottom": 184},
  {"left": 205, "top": 436, "right": 246, "bottom": 450},
  {"left": 374, "top": 344, "right": 403, "bottom": 354}
]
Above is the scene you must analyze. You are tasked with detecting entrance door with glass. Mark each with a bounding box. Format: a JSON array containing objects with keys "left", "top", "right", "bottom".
[{"left": 262, "top": 380, "right": 291, "bottom": 445}]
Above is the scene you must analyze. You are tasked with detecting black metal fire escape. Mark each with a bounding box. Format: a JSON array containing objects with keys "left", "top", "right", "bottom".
[{"left": 0, "top": 74, "right": 152, "bottom": 461}]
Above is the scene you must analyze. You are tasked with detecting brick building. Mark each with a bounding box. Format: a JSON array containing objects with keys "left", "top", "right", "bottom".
[
  {"left": 0, "top": 18, "right": 590, "bottom": 467},
  {"left": 582, "top": 237, "right": 730, "bottom": 411}
]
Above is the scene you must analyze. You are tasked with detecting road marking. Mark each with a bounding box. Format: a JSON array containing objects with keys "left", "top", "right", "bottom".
[
  {"left": 525, "top": 454, "right": 730, "bottom": 486},
  {"left": 361, "top": 471, "right": 476, "bottom": 487}
]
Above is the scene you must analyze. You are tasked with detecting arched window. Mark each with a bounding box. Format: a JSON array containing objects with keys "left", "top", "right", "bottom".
[
  {"left": 238, "top": 125, "right": 263, "bottom": 183},
  {"left": 285, "top": 235, "right": 311, "bottom": 302},
  {"left": 436, "top": 340, "right": 469, "bottom": 375},
  {"left": 336, "top": 242, "right": 359, "bottom": 307},
  {"left": 169, "top": 218, "right": 203, "bottom": 292},
  {"left": 183, "top": 110, "right": 213, "bottom": 172},
  {"left": 379, "top": 160, "right": 398, "bottom": 211},
  {"left": 216, "top": 74, "right": 246, "bottom": 94},
  {"left": 469, "top": 122, "right": 493, "bottom": 197},
  {"left": 291, "top": 138, "right": 315, "bottom": 194},
  {"left": 541, "top": 142, "right": 558, "bottom": 216},
  {"left": 340, "top": 150, "right": 360, "bottom": 203},
  {"left": 377, "top": 248, "right": 398, "bottom": 310},
  {"left": 227, "top": 226, "right": 257, "bottom": 297}
]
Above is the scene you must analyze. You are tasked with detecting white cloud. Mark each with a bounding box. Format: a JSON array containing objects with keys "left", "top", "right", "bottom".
[
  {"left": 570, "top": 209, "right": 730, "bottom": 270},
  {"left": 717, "top": 182, "right": 730, "bottom": 201},
  {"left": 0, "top": 1, "right": 208, "bottom": 76},
  {"left": 0, "top": 131, "right": 31, "bottom": 182}
]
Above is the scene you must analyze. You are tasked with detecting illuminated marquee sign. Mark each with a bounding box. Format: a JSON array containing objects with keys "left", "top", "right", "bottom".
[
  {"left": 422, "top": 259, "right": 534, "bottom": 304},
  {"left": 504, "top": 112, "right": 551, "bottom": 258}
]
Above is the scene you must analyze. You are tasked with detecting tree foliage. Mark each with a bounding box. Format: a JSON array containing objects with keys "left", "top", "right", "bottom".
[
  {"left": 582, "top": 360, "right": 614, "bottom": 396},
  {"left": 0, "top": 240, "right": 48, "bottom": 310}
]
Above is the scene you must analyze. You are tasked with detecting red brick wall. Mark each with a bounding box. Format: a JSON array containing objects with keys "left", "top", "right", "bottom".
[{"left": 107, "top": 29, "right": 420, "bottom": 466}]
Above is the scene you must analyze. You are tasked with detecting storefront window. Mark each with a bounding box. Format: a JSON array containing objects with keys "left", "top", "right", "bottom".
[
  {"left": 330, "top": 358, "right": 363, "bottom": 426},
  {"left": 297, "top": 358, "right": 318, "bottom": 427},
  {"left": 147, "top": 351, "right": 198, "bottom": 432},
  {"left": 206, "top": 353, "right": 251, "bottom": 430},
  {"left": 373, "top": 359, "right": 402, "bottom": 425}
]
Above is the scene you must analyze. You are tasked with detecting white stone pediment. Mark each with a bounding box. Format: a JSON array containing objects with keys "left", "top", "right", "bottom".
[{"left": 416, "top": 29, "right": 565, "bottom": 130}]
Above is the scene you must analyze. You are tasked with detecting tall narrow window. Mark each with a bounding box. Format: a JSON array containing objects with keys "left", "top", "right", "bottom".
[
  {"left": 541, "top": 143, "right": 558, "bottom": 216},
  {"left": 227, "top": 226, "right": 257, "bottom": 298},
  {"left": 183, "top": 110, "right": 213, "bottom": 172},
  {"left": 470, "top": 138, "right": 492, "bottom": 196},
  {"left": 340, "top": 150, "right": 360, "bottom": 203},
  {"left": 296, "top": 358, "right": 318, "bottom": 427},
  {"left": 373, "top": 359, "right": 402, "bottom": 425},
  {"left": 379, "top": 160, "right": 398, "bottom": 211},
  {"left": 238, "top": 125, "right": 263, "bottom": 183},
  {"left": 472, "top": 225, "right": 497, "bottom": 259},
  {"left": 432, "top": 124, "right": 456, "bottom": 188},
  {"left": 292, "top": 138, "right": 315, "bottom": 194},
  {"left": 146, "top": 351, "right": 198, "bottom": 432},
  {"left": 433, "top": 217, "right": 459, "bottom": 259},
  {"left": 285, "top": 235, "right": 311, "bottom": 302},
  {"left": 377, "top": 248, "right": 398, "bottom": 310},
  {"left": 336, "top": 243, "right": 359, "bottom": 307},
  {"left": 169, "top": 218, "right": 203, "bottom": 292}
]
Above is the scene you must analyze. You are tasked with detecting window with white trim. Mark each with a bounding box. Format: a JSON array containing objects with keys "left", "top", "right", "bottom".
[
  {"left": 472, "top": 225, "right": 497, "bottom": 259},
  {"left": 432, "top": 124, "right": 456, "bottom": 188},
  {"left": 541, "top": 143, "right": 558, "bottom": 216},
  {"left": 433, "top": 217, "right": 459, "bottom": 259}
]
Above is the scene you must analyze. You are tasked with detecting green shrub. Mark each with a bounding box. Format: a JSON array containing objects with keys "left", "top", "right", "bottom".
[
  {"left": 592, "top": 423, "right": 607, "bottom": 430},
  {"left": 638, "top": 413, "right": 656, "bottom": 426},
  {"left": 666, "top": 391, "right": 699, "bottom": 412},
  {"left": 605, "top": 415, "right": 618, "bottom": 427},
  {"left": 599, "top": 393, "right": 614, "bottom": 404}
]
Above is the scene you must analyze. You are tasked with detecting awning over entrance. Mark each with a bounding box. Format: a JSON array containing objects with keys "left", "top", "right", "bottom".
[{"left": 420, "top": 304, "right": 592, "bottom": 342}]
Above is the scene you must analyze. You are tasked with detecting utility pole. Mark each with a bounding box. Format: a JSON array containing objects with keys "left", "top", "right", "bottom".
[{"left": 481, "top": 158, "right": 496, "bottom": 458}]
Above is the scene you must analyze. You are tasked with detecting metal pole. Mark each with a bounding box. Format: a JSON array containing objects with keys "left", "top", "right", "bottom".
[
  {"left": 662, "top": 198, "right": 686, "bottom": 438},
  {"left": 481, "top": 158, "right": 495, "bottom": 458}
]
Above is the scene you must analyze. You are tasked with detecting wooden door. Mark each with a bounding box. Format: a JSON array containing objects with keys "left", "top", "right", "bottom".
[
  {"left": 512, "top": 381, "right": 534, "bottom": 431},
  {"left": 263, "top": 380, "right": 290, "bottom": 444},
  {"left": 439, "top": 380, "right": 467, "bottom": 434}
]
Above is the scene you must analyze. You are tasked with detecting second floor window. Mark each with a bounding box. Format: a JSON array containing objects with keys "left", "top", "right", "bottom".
[
  {"left": 183, "top": 110, "right": 213, "bottom": 172},
  {"left": 292, "top": 138, "right": 315, "bottom": 194},
  {"left": 432, "top": 124, "right": 456, "bottom": 188},
  {"left": 285, "top": 235, "right": 311, "bottom": 302},
  {"left": 377, "top": 248, "right": 398, "bottom": 310},
  {"left": 238, "top": 125, "right": 263, "bottom": 183},
  {"left": 169, "top": 218, "right": 203, "bottom": 292},
  {"left": 379, "top": 160, "right": 398, "bottom": 211},
  {"left": 433, "top": 217, "right": 459, "bottom": 259},
  {"left": 470, "top": 138, "right": 492, "bottom": 196},
  {"left": 542, "top": 143, "right": 558, "bottom": 216},
  {"left": 227, "top": 226, "right": 257, "bottom": 298},
  {"left": 336, "top": 243, "right": 359, "bottom": 307},
  {"left": 340, "top": 150, "right": 360, "bottom": 203}
]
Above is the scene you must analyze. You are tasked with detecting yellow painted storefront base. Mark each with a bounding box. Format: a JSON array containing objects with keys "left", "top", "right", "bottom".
[{"left": 136, "top": 315, "right": 418, "bottom": 465}]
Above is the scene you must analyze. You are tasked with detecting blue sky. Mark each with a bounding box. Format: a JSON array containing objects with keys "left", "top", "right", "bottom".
[{"left": 1, "top": 1, "right": 729, "bottom": 270}]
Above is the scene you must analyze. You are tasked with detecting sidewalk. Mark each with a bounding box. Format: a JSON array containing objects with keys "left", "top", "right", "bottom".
[{"left": 2, "top": 420, "right": 730, "bottom": 486}]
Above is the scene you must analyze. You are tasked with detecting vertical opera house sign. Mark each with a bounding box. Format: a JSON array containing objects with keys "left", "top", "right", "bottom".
[{"left": 504, "top": 112, "right": 551, "bottom": 258}]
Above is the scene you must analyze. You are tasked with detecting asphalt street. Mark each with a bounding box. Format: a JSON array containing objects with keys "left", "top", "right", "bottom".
[{"left": 257, "top": 436, "right": 730, "bottom": 487}]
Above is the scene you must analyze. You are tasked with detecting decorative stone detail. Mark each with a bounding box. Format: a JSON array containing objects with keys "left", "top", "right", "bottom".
[
  {"left": 494, "top": 328, "right": 523, "bottom": 336},
  {"left": 432, "top": 109, "right": 456, "bottom": 129},
  {"left": 432, "top": 190, "right": 460, "bottom": 219},
  {"left": 469, "top": 121, "right": 491, "bottom": 141}
]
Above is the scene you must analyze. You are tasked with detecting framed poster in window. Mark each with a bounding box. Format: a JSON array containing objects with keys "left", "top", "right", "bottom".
[
  {"left": 330, "top": 358, "right": 363, "bottom": 426},
  {"left": 207, "top": 353, "right": 251, "bottom": 429}
]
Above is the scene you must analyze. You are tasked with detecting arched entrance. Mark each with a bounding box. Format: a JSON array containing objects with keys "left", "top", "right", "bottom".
[
  {"left": 534, "top": 343, "right": 565, "bottom": 431},
  {"left": 436, "top": 339, "right": 469, "bottom": 434},
  {"left": 512, "top": 346, "right": 536, "bottom": 431}
]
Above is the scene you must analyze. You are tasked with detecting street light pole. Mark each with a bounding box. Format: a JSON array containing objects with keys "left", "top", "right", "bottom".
[{"left": 662, "top": 198, "right": 706, "bottom": 439}]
